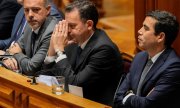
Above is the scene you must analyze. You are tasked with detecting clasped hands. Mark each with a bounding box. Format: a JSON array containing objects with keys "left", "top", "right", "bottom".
[
  {"left": 3, "top": 42, "right": 22, "bottom": 71},
  {"left": 48, "top": 20, "right": 75, "bottom": 56}
]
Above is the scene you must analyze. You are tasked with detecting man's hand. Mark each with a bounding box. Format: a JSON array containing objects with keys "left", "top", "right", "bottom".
[
  {"left": 7, "top": 43, "right": 22, "bottom": 55},
  {"left": 3, "top": 57, "right": 19, "bottom": 71},
  {"left": 0, "top": 50, "right": 5, "bottom": 55},
  {"left": 52, "top": 20, "right": 75, "bottom": 51},
  {"left": 53, "top": 20, "right": 69, "bottom": 51}
]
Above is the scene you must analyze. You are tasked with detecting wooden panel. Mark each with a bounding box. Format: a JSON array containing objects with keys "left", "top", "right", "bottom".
[
  {"left": 0, "top": 67, "right": 110, "bottom": 108},
  {"left": 29, "top": 96, "right": 67, "bottom": 108},
  {"left": 146, "top": 0, "right": 155, "bottom": 11},
  {"left": 134, "top": 0, "right": 146, "bottom": 47},
  {"left": 0, "top": 84, "right": 14, "bottom": 102}
]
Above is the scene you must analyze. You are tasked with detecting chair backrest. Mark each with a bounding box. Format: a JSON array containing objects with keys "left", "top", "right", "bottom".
[
  {"left": 121, "top": 52, "right": 133, "bottom": 73},
  {"left": 123, "top": 59, "right": 131, "bottom": 73}
]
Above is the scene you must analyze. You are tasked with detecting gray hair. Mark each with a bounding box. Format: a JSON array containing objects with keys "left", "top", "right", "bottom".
[{"left": 44, "top": 0, "right": 50, "bottom": 7}]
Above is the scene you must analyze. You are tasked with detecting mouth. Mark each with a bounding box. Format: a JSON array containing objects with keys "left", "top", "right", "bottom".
[
  {"left": 138, "top": 37, "right": 141, "bottom": 42},
  {"left": 29, "top": 20, "right": 37, "bottom": 24}
]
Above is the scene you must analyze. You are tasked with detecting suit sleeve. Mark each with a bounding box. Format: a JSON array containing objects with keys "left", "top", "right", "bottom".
[
  {"left": 0, "top": 38, "right": 11, "bottom": 49},
  {"left": 113, "top": 71, "right": 132, "bottom": 108},
  {"left": 43, "top": 45, "right": 120, "bottom": 86},
  {"left": 115, "top": 58, "right": 180, "bottom": 108},
  {"left": 13, "top": 31, "right": 51, "bottom": 75}
]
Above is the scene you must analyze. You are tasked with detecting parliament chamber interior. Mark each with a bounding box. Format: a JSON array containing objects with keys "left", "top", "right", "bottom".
[{"left": 1, "top": 0, "right": 180, "bottom": 107}]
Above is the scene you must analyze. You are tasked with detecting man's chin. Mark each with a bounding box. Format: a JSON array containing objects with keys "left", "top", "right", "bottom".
[{"left": 30, "top": 25, "right": 39, "bottom": 30}]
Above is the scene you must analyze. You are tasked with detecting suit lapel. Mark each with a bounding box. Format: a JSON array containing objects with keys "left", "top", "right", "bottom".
[
  {"left": 74, "top": 32, "right": 97, "bottom": 71},
  {"left": 74, "top": 44, "right": 92, "bottom": 71},
  {"left": 32, "top": 16, "right": 52, "bottom": 54},
  {"left": 141, "top": 49, "right": 172, "bottom": 90},
  {"left": 23, "top": 24, "right": 32, "bottom": 57},
  {"left": 12, "top": 8, "right": 24, "bottom": 38}
]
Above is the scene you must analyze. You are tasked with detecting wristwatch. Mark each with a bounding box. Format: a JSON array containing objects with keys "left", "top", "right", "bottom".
[{"left": 55, "top": 49, "right": 65, "bottom": 56}]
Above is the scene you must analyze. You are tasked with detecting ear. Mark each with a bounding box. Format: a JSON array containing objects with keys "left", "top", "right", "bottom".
[
  {"left": 86, "top": 20, "right": 94, "bottom": 30},
  {"left": 157, "top": 32, "right": 165, "bottom": 43},
  {"left": 46, "top": 5, "right": 51, "bottom": 16}
]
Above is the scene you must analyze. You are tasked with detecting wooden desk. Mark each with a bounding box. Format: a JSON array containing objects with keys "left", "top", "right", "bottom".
[{"left": 0, "top": 67, "right": 110, "bottom": 108}]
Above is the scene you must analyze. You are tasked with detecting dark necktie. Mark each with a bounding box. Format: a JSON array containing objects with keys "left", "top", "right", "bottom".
[
  {"left": 75, "top": 46, "right": 82, "bottom": 67},
  {"left": 136, "top": 59, "right": 153, "bottom": 96}
]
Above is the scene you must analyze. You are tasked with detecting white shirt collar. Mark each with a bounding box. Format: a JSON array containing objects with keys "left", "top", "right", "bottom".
[{"left": 150, "top": 49, "right": 165, "bottom": 63}]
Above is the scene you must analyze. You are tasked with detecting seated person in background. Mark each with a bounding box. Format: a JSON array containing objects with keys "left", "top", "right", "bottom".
[
  {"left": 2, "top": 0, "right": 58, "bottom": 75},
  {"left": 0, "top": 0, "right": 64, "bottom": 52},
  {"left": 40, "top": 0, "right": 123, "bottom": 106},
  {"left": 113, "top": 10, "right": 180, "bottom": 108},
  {"left": 0, "top": 0, "right": 21, "bottom": 40}
]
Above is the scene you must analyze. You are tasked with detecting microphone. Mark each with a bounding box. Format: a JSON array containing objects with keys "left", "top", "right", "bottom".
[{"left": 0, "top": 54, "right": 13, "bottom": 58}]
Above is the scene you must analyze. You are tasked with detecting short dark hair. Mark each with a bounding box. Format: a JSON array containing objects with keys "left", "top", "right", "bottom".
[
  {"left": 146, "top": 10, "right": 179, "bottom": 47},
  {"left": 65, "top": 0, "right": 99, "bottom": 29}
]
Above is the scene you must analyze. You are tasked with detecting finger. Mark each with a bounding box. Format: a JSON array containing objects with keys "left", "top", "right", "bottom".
[
  {"left": 14, "top": 43, "right": 17, "bottom": 47},
  {"left": 8, "top": 58, "right": 16, "bottom": 70},
  {"left": 54, "top": 24, "right": 59, "bottom": 37},
  {"left": 52, "top": 24, "right": 58, "bottom": 44},
  {"left": 3, "top": 59, "right": 12, "bottom": 69},
  {"left": 61, "top": 20, "right": 66, "bottom": 35},
  {"left": 63, "top": 21, "right": 69, "bottom": 38},
  {"left": 53, "top": 24, "right": 60, "bottom": 49},
  {"left": 11, "top": 58, "right": 18, "bottom": 70},
  {"left": 58, "top": 21, "right": 63, "bottom": 34}
]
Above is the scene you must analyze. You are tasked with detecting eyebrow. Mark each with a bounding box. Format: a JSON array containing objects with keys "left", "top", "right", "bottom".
[{"left": 143, "top": 24, "right": 149, "bottom": 30}]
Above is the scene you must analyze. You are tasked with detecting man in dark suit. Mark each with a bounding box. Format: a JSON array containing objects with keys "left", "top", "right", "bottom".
[
  {"left": 41, "top": 0, "right": 123, "bottom": 106},
  {"left": 2, "top": 0, "right": 58, "bottom": 75},
  {"left": 0, "top": 0, "right": 64, "bottom": 51},
  {"left": 113, "top": 10, "right": 180, "bottom": 108},
  {"left": 0, "top": 0, "right": 21, "bottom": 40}
]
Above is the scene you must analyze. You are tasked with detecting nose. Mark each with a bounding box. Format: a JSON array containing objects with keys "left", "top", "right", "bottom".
[
  {"left": 28, "top": 10, "right": 34, "bottom": 19},
  {"left": 138, "top": 27, "right": 143, "bottom": 35}
]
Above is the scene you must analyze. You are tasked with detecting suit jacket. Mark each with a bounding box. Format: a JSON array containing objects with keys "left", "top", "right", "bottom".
[
  {"left": 0, "top": 7, "right": 25, "bottom": 50},
  {"left": 0, "top": 4, "right": 63, "bottom": 50},
  {"left": 114, "top": 48, "right": 180, "bottom": 108},
  {"left": 41, "top": 29, "right": 123, "bottom": 106},
  {"left": 50, "top": 3, "right": 64, "bottom": 21},
  {"left": 0, "top": 0, "right": 21, "bottom": 40},
  {"left": 14, "top": 16, "right": 58, "bottom": 75}
]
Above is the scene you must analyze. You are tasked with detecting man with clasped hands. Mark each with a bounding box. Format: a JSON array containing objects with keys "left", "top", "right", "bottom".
[{"left": 41, "top": 0, "right": 123, "bottom": 106}]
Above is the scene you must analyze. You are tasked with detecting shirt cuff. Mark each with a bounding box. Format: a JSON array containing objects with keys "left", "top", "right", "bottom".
[
  {"left": 55, "top": 54, "right": 67, "bottom": 63},
  {"left": 122, "top": 93, "right": 134, "bottom": 105},
  {"left": 44, "top": 56, "right": 56, "bottom": 64}
]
